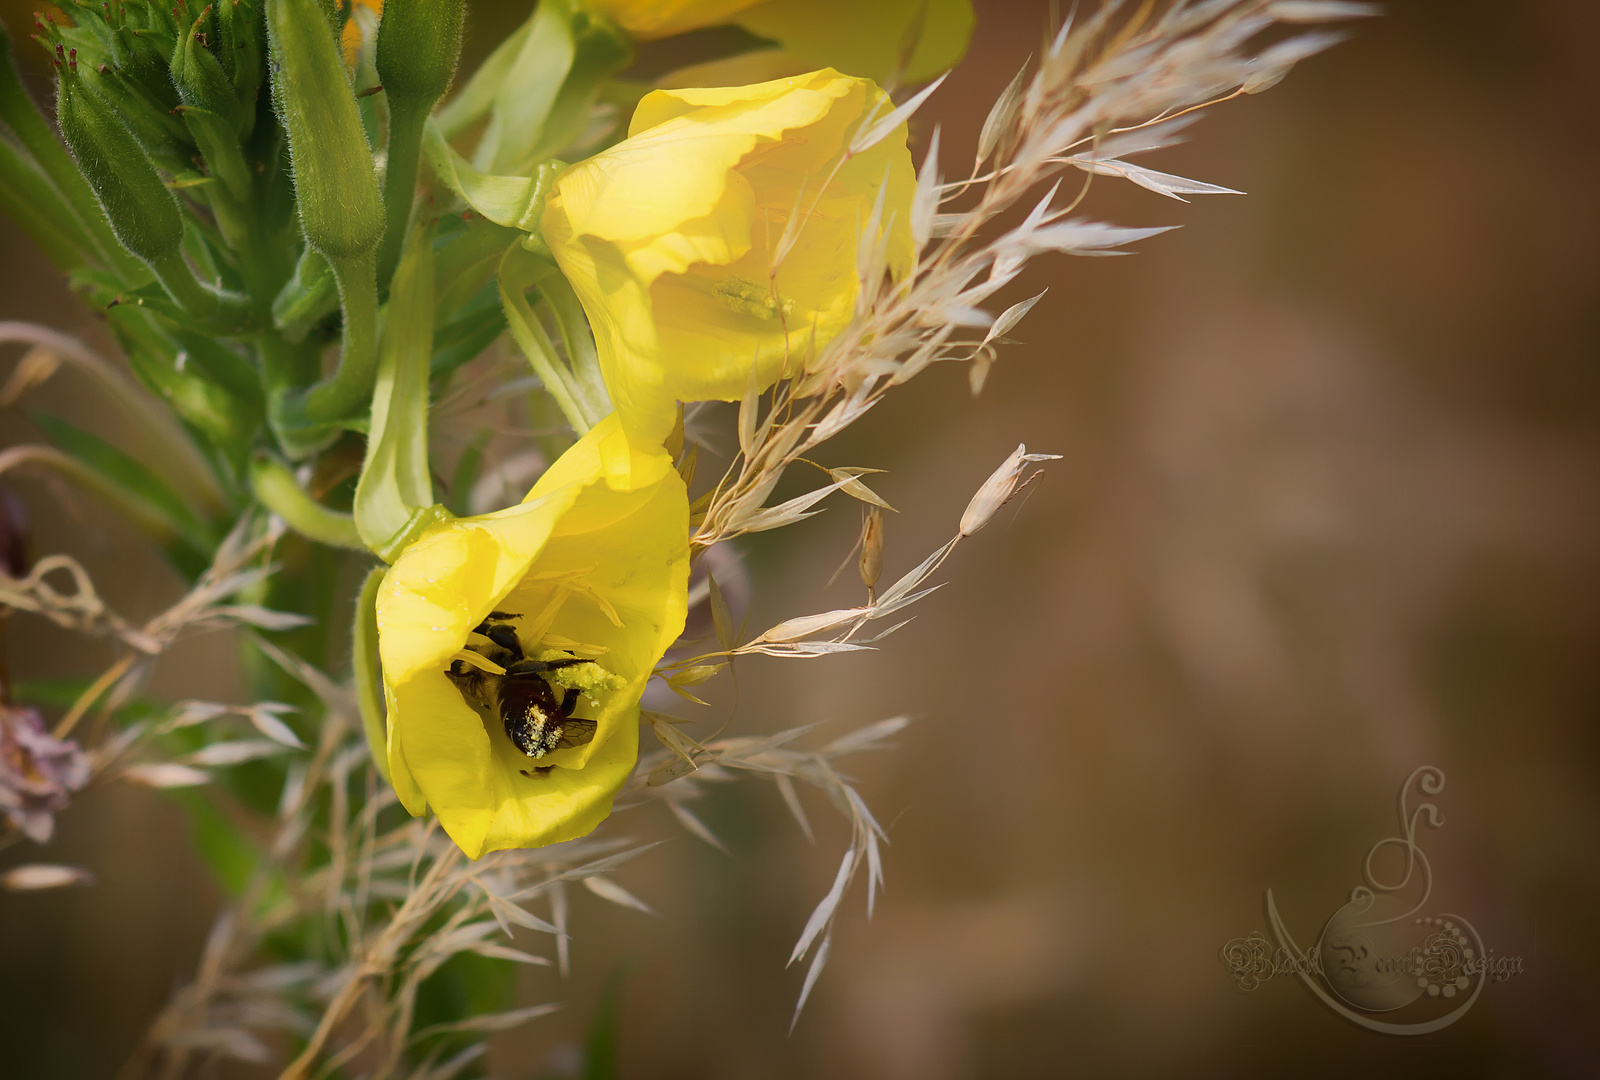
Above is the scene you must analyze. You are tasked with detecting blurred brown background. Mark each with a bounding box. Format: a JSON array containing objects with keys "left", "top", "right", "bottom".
[{"left": 3, "top": 0, "right": 1598, "bottom": 1077}]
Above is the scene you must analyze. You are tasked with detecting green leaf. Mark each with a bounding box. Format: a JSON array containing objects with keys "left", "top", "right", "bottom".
[
  {"left": 165, "top": 787, "right": 262, "bottom": 896},
  {"left": 582, "top": 964, "right": 631, "bottom": 1080},
  {"left": 430, "top": 298, "right": 508, "bottom": 379},
  {"left": 29, "top": 409, "right": 214, "bottom": 555},
  {"left": 434, "top": 214, "right": 521, "bottom": 318}
]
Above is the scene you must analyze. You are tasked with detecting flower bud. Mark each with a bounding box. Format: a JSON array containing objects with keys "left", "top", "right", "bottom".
[
  {"left": 375, "top": 0, "right": 464, "bottom": 109},
  {"left": 217, "top": 0, "right": 266, "bottom": 124},
  {"left": 267, "top": 0, "right": 384, "bottom": 261},
  {"left": 55, "top": 52, "right": 184, "bottom": 262},
  {"left": 53, "top": 26, "right": 194, "bottom": 173},
  {"left": 172, "top": 6, "right": 244, "bottom": 132}
]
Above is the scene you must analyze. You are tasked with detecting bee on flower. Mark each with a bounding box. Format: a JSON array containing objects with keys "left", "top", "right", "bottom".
[{"left": 377, "top": 415, "right": 689, "bottom": 858}]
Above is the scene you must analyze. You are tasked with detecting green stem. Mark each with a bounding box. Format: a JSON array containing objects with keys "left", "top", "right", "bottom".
[
  {"left": 248, "top": 455, "right": 366, "bottom": 549},
  {"left": 147, "top": 248, "right": 252, "bottom": 332},
  {"left": 351, "top": 565, "right": 390, "bottom": 783},
  {"left": 376, "top": 96, "right": 429, "bottom": 292},
  {"left": 270, "top": 250, "right": 380, "bottom": 456}
]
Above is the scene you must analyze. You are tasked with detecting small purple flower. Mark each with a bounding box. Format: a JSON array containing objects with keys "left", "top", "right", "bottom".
[{"left": 0, "top": 704, "right": 90, "bottom": 843}]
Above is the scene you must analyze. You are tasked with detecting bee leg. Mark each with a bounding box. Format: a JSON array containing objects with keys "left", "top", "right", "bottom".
[
  {"left": 559, "top": 687, "right": 579, "bottom": 716},
  {"left": 482, "top": 623, "right": 524, "bottom": 659},
  {"left": 508, "top": 656, "right": 588, "bottom": 675},
  {"left": 519, "top": 766, "right": 554, "bottom": 779}
]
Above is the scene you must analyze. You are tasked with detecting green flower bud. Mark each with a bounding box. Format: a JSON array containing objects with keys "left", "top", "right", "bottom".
[
  {"left": 172, "top": 6, "right": 243, "bottom": 132},
  {"left": 217, "top": 0, "right": 266, "bottom": 131},
  {"left": 55, "top": 48, "right": 183, "bottom": 262},
  {"left": 374, "top": 0, "right": 464, "bottom": 109},
  {"left": 71, "top": 51, "right": 195, "bottom": 174},
  {"left": 266, "top": 0, "right": 384, "bottom": 262},
  {"left": 169, "top": 7, "right": 253, "bottom": 204}
]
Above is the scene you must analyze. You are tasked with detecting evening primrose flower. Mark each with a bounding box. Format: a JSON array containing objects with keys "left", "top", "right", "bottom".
[
  {"left": 541, "top": 68, "right": 915, "bottom": 446},
  {"left": 377, "top": 414, "right": 688, "bottom": 858}
]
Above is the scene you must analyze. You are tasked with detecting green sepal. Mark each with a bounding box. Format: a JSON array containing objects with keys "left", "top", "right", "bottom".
[
  {"left": 432, "top": 13, "right": 528, "bottom": 140},
  {"left": 374, "top": 503, "right": 453, "bottom": 564},
  {"left": 351, "top": 565, "right": 391, "bottom": 783},
  {"left": 29, "top": 408, "right": 216, "bottom": 560},
  {"left": 56, "top": 58, "right": 185, "bottom": 262},
  {"left": 354, "top": 220, "right": 436, "bottom": 551},
  {"left": 466, "top": 0, "right": 631, "bottom": 177},
  {"left": 423, "top": 127, "right": 562, "bottom": 232},
  {"left": 266, "top": 0, "right": 384, "bottom": 261}
]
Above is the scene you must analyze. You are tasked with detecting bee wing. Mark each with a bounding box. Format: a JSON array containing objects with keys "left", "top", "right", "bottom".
[{"left": 556, "top": 718, "right": 598, "bottom": 749}]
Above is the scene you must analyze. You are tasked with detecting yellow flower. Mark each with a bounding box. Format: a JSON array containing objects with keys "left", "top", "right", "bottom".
[
  {"left": 583, "top": 0, "right": 764, "bottom": 40},
  {"left": 541, "top": 69, "right": 915, "bottom": 445},
  {"left": 377, "top": 414, "right": 689, "bottom": 859}
]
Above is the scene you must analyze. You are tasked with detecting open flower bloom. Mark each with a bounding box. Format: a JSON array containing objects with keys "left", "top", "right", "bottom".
[
  {"left": 542, "top": 68, "right": 915, "bottom": 446},
  {"left": 377, "top": 414, "right": 689, "bottom": 858}
]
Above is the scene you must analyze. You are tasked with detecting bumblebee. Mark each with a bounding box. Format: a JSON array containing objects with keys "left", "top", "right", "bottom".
[{"left": 445, "top": 612, "right": 598, "bottom": 765}]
